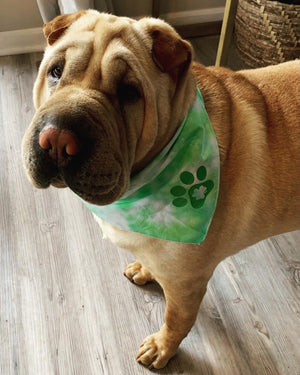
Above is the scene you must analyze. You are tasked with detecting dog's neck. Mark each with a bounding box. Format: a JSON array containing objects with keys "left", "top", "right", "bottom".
[{"left": 82, "top": 88, "right": 220, "bottom": 243}]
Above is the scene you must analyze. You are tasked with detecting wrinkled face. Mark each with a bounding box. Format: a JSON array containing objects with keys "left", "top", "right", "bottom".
[{"left": 22, "top": 10, "right": 192, "bottom": 205}]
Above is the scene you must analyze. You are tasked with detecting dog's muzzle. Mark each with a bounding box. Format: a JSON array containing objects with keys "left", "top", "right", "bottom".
[{"left": 23, "top": 109, "right": 126, "bottom": 205}]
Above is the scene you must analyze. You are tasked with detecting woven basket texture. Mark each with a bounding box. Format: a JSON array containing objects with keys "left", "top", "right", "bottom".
[{"left": 235, "top": 0, "right": 300, "bottom": 67}]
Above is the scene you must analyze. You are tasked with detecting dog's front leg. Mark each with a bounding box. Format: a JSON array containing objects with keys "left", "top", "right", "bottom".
[
  {"left": 97, "top": 218, "right": 216, "bottom": 368},
  {"left": 136, "top": 277, "right": 208, "bottom": 369}
]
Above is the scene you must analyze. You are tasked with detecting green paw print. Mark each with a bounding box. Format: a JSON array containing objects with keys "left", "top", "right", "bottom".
[{"left": 170, "top": 166, "right": 214, "bottom": 209}]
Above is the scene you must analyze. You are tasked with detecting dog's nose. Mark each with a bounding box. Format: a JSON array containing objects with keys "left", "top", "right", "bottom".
[{"left": 39, "top": 126, "right": 80, "bottom": 164}]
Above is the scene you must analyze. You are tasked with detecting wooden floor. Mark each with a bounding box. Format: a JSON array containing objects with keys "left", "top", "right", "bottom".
[{"left": 1, "top": 36, "right": 299, "bottom": 375}]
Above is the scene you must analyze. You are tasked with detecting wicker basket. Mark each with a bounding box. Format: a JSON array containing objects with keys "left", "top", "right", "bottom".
[{"left": 235, "top": 0, "right": 300, "bottom": 67}]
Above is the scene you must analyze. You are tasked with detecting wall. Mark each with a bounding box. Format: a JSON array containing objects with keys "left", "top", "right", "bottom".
[
  {"left": 0, "top": 0, "right": 225, "bottom": 31},
  {"left": 113, "top": 0, "right": 226, "bottom": 26},
  {"left": 0, "top": 0, "right": 225, "bottom": 55},
  {"left": 113, "top": 0, "right": 225, "bottom": 18},
  {"left": 0, "top": 0, "right": 43, "bottom": 32}
]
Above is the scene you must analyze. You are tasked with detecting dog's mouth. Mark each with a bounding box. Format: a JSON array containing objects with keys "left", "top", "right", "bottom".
[
  {"left": 28, "top": 154, "right": 126, "bottom": 205},
  {"left": 63, "top": 161, "right": 125, "bottom": 205},
  {"left": 49, "top": 176, "right": 68, "bottom": 188},
  {"left": 28, "top": 146, "right": 126, "bottom": 204}
]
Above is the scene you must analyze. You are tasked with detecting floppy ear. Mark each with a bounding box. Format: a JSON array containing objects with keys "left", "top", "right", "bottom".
[
  {"left": 43, "top": 11, "right": 86, "bottom": 45},
  {"left": 151, "top": 29, "right": 192, "bottom": 79}
]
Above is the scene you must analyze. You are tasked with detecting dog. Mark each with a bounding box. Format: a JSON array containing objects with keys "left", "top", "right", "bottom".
[{"left": 22, "top": 10, "right": 300, "bottom": 369}]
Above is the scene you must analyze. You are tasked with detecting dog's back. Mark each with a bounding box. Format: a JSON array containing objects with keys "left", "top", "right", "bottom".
[{"left": 193, "top": 60, "right": 300, "bottom": 243}]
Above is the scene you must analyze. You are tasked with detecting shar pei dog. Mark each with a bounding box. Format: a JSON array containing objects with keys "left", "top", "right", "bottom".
[{"left": 22, "top": 10, "right": 300, "bottom": 369}]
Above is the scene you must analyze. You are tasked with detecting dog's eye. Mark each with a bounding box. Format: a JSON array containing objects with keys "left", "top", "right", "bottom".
[
  {"left": 49, "top": 66, "right": 63, "bottom": 81},
  {"left": 117, "top": 83, "right": 141, "bottom": 104}
]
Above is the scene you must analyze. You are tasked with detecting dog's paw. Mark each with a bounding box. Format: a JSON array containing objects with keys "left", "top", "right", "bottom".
[
  {"left": 170, "top": 165, "right": 214, "bottom": 208},
  {"left": 136, "top": 332, "right": 177, "bottom": 369},
  {"left": 123, "top": 261, "right": 153, "bottom": 285}
]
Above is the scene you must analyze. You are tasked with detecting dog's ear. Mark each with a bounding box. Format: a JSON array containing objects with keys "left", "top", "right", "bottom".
[
  {"left": 151, "top": 28, "right": 192, "bottom": 79},
  {"left": 43, "top": 11, "right": 86, "bottom": 45}
]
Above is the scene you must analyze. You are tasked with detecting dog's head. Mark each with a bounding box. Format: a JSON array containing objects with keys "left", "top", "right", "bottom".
[{"left": 22, "top": 10, "right": 194, "bottom": 205}]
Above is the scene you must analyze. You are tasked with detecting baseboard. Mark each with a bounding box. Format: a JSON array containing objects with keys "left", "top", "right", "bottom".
[
  {"left": 161, "top": 7, "right": 224, "bottom": 38},
  {"left": 0, "top": 28, "right": 45, "bottom": 57},
  {"left": 161, "top": 7, "right": 225, "bottom": 27},
  {"left": 175, "top": 21, "right": 222, "bottom": 39}
]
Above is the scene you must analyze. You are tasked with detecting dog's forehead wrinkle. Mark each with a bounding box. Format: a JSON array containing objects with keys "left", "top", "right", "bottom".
[
  {"left": 90, "top": 14, "right": 144, "bottom": 57},
  {"left": 100, "top": 38, "right": 150, "bottom": 93},
  {"left": 45, "top": 28, "right": 95, "bottom": 59},
  {"left": 43, "top": 18, "right": 150, "bottom": 96}
]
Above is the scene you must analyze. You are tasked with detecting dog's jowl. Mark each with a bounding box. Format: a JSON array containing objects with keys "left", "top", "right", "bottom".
[{"left": 22, "top": 10, "right": 300, "bottom": 369}]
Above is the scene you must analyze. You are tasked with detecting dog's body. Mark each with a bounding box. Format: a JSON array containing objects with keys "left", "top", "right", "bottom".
[{"left": 22, "top": 10, "right": 300, "bottom": 369}]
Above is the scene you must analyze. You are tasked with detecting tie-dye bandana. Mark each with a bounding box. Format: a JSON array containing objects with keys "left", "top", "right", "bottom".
[{"left": 82, "top": 88, "right": 220, "bottom": 243}]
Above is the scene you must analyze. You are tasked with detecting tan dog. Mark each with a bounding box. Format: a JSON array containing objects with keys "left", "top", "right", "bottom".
[{"left": 22, "top": 10, "right": 300, "bottom": 369}]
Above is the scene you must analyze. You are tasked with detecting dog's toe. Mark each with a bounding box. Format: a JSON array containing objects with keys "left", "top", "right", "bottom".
[
  {"left": 136, "top": 343, "right": 157, "bottom": 368},
  {"left": 136, "top": 332, "right": 176, "bottom": 369},
  {"left": 123, "top": 261, "right": 154, "bottom": 285}
]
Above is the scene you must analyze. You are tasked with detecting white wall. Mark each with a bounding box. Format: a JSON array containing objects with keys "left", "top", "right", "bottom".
[
  {"left": 0, "top": 0, "right": 43, "bottom": 32},
  {"left": 112, "top": 0, "right": 226, "bottom": 25},
  {"left": 0, "top": 0, "right": 225, "bottom": 55},
  {"left": 0, "top": 0, "right": 225, "bottom": 32},
  {"left": 113, "top": 0, "right": 153, "bottom": 18}
]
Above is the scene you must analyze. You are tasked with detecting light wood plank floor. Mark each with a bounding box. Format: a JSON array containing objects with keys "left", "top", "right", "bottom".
[{"left": 1, "top": 37, "right": 299, "bottom": 375}]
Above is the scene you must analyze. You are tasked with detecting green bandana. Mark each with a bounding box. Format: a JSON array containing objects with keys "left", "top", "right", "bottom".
[{"left": 82, "top": 88, "right": 220, "bottom": 243}]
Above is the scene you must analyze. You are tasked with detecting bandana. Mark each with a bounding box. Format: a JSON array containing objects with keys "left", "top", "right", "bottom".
[{"left": 81, "top": 88, "right": 220, "bottom": 243}]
